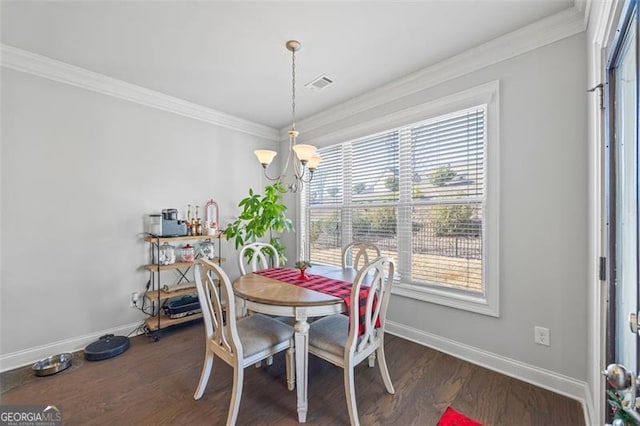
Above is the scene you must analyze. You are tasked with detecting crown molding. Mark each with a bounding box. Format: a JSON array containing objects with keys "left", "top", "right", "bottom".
[
  {"left": 303, "top": 80, "right": 499, "bottom": 148},
  {"left": 0, "top": 44, "right": 279, "bottom": 141},
  {"left": 292, "top": 6, "right": 586, "bottom": 139}
]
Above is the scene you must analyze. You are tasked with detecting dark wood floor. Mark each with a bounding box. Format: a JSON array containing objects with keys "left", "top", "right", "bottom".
[{"left": 1, "top": 321, "right": 584, "bottom": 425}]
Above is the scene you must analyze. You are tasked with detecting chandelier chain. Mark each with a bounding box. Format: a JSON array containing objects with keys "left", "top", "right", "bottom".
[{"left": 291, "top": 46, "right": 296, "bottom": 131}]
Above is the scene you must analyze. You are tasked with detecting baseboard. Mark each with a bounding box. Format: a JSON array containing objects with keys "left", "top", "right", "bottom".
[
  {"left": 0, "top": 322, "right": 144, "bottom": 373},
  {"left": 385, "top": 320, "right": 593, "bottom": 425},
  {"left": 583, "top": 385, "right": 596, "bottom": 426}
]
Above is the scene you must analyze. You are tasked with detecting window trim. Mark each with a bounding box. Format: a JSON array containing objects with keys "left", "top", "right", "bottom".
[{"left": 302, "top": 81, "right": 500, "bottom": 317}]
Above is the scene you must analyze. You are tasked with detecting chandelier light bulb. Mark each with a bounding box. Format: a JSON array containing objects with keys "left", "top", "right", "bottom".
[
  {"left": 292, "top": 144, "right": 317, "bottom": 164},
  {"left": 307, "top": 154, "right": 322, "bottom": 170},
  {"left": 254, "top": 150, "right": 278, "bottom": 167}
]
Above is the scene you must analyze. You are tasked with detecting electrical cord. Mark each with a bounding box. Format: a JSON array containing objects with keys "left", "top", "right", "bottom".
[
  {"left": 127, "top": 323, "right": 148, "bottom": 337},
  {"left": 132, "top": 295, "right": 155, "bottom": 317}
]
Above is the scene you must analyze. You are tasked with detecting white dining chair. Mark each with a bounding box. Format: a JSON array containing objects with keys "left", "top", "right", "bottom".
[
  {"left": 342, "top": 241, "right": 382, "bottom": 368},
  {"left": 193, "top": 258, "right": 295, "bottom": 426},
  {"left": 308, "top": 256, "right": 395, "bottom": 426},
  {"left": 342, "top": 241, "right": 381, "bottom": 271},
  {"left": 238, "top": 242, "right": 280, "bottom": 275}
]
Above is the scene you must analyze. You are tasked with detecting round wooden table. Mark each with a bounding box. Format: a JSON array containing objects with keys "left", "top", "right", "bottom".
[{"left": 233, "top": 271, "right": 346, "bottom": 423}]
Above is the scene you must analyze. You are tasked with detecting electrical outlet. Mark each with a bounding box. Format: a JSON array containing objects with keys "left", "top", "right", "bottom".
[
  {"left": 534, "top": 326, "right": 550, "bottom": 346},
  {"left": 130, "top": 292, "right": 140, "bottom": 308}
]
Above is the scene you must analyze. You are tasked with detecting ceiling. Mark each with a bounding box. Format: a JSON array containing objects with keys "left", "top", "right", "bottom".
[{"left": 1, "top": 1, "right": 576, "bottom": 130}]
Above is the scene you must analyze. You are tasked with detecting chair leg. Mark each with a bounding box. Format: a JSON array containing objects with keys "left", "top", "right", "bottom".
[
  {"left": 227, "top": 365, "right": 244, "bottom": 426},
  {"left": 368, "top": 352, "right": 376, "bottom": 368},
  {"left": 344, "top": 365, "right": 360, "bottom": 426},
  {"left": 286, "top": 341, "right": 295, "bottom": 391},
  {"left": 376, "top": 346, "right": 395, "bottom": 394},
  {"left": 194, "top": 350, "right": 214, "bottom": 400}
]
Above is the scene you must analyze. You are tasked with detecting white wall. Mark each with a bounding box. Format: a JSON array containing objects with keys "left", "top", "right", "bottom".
[
  {"left": 0, "top": 68, "right": 273, "bottom": 369},
  {"left": 290, "top": 32, "right": 589, "bottom": 387}
]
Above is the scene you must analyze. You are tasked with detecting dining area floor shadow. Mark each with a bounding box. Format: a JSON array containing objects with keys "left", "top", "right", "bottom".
[{"left": 0, "top": 321, "right": 584, "bottom": 425}]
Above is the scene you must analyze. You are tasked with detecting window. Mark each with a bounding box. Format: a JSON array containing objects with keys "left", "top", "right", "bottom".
[{"left": 303, "top": 82, "right": 499, "bottom": 316}]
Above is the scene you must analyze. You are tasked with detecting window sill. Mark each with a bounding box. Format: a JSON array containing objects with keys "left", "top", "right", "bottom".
[{"left": 392, "top": 280, "right": 500, "bottom": 317}]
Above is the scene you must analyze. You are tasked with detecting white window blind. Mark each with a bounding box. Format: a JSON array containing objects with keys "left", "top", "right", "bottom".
[
  {"left": 409, "top": 108, "right": 485, "bottom": 291},
  {"left": 308, "top": 145, "right": 344, "bottom": 265},
  {"left": 351, "top": 131, "right": 399, "bottom": 203},
  {"left": 306, "top": 105, "right": 487, "bottom": 296}
]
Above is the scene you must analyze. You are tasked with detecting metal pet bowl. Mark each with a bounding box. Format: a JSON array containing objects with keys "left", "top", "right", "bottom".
[{"left": 32, "top": 353, "right": 73, "bottom": 377}]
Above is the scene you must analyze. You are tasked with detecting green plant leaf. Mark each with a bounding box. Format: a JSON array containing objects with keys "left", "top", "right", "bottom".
[{"left": 222, "top": 183, "right": 294, "bottom": 263}]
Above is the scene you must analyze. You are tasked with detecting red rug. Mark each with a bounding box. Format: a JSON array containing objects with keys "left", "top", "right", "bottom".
[{"left": 437, "top": 407, "right": 482, "bottom": 426}]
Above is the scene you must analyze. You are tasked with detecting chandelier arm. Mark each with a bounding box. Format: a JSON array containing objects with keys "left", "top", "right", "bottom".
[
  {"left": 262, "top": 165, "right": 285, "bottom": 182},
  {"left": 292, "top": 156, "right": 306, "bottom": 180},
  {"left": 264, "top": 128, "right": 297, "bottom": 181},
  {"left": 288, "top": 180, "right": 302, "bottom": 193},
  {"left": 298, "top": 169, "right": 314, "bottom": 184}
]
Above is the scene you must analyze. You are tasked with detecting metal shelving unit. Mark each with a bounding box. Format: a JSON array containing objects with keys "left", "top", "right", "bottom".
[{"left": 143, "top": 233, "right": 224, "bottom": 340}]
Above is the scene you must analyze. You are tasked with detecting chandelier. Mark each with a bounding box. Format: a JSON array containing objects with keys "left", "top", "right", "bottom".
[{"left": 254, "top": 40, "right": 321, "bottom": 193}]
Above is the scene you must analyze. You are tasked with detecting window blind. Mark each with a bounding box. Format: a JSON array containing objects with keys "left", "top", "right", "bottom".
[
  {"left": 411, "top": 109, "right": 484, "bottom": 201},
  {"left": 351, "top": 131, "right": 399, "bottom": 203},
  {"left": 308, "top": 145, "right": 343, "bottom": 265},
  {"left": 306, "top": 105, "right": 486, "bottom": 294},
  {"left": 309, "top": 145, "right": 343, "bottom": 206}
]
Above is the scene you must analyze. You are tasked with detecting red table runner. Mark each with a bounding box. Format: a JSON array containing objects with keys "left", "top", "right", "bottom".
[{"left": 254, "top": 267, "right": 378, "bottom": 336}]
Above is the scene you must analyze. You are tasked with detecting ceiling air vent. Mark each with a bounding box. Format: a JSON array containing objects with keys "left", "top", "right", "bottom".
[{"left": 305, "top": 74, "right": 334, "bottom": 91}]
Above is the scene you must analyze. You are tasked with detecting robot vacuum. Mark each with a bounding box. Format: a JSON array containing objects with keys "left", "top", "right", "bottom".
[{"left": 84, "top": 334, "right": 130, "bottom": 361}]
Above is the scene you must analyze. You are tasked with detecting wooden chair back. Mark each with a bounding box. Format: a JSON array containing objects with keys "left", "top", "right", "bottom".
[
  {"left": 238, "top": 242, "right": 280, "bottom": 275},
  {"left": 194, "top": 258, "right": 243, "bottom": 363},
  {"left": 347, "top": 256, "right": 394, "bottom": 357},
  {"left": 342, "top": 242, "right": 381, "bottom": 271}
]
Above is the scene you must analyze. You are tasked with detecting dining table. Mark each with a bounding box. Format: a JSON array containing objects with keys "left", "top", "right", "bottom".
[{"left": 232, "top": 264, "right": 359, "bottom": 423}]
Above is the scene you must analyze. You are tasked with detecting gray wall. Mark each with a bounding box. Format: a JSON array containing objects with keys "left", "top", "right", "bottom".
[
  {"left": 290, "top": 33, "right": 588, "bottom": 380},
  {"left": 0, "top": 69, "right": 272, "bottom": 362}
]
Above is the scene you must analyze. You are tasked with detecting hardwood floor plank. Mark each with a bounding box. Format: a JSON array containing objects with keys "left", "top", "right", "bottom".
[
  {"left": 449, "top": 361, "right": 511, "bottom": 424},
  {"left": 0, "top": 322, "right": 584, "bottom": 425}
]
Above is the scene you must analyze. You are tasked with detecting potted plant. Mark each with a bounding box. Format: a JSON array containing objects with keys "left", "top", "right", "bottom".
[{"left": 223, "top": 182, "right": 294, "bottom": 264}]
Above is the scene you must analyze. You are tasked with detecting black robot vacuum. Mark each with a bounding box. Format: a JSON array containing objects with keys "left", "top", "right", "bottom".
[{"left": 84, "top": 334, "right": 130, "bottom": 361}]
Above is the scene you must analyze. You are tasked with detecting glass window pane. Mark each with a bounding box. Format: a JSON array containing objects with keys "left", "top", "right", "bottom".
[
  {"left": 412, "top": 204, "right": 483, "bottom": 292},
  {"left": 310, "top": 145, "right": 343, "bottom": 206},
  {"left": 309, "top": 208, "right": 342, "bottom": 265},
  {"left": 351, "top": 206, "right": 399, "bottom": 266},
  {"left": 412, "top": 108, "right": 485, "bottom": 201},
  {"left": 613, "top": 11, "right": 637, "bottom": 371},
  {"left": 352, "top": 131, "right": 399, "bottom": 203}
]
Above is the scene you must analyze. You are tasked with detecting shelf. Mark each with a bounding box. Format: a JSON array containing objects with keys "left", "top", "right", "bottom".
[
  {"left": 144, "top": 234, "right": 221, "bottom": 244},
  {"left": 143, "top": 230, "right": 223, "bottom": 340},
  {"left": 143, "top": 258, "right": 225, "bottom": 272},
  {"left": 144, "top": 284, "right": 196, "bottom": 301},
  {"left": 144, "top": 261, "right": 195, "bottom": 272},
  {"left": 144, "top": 313, "right": 203, "bottom": 331}
]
